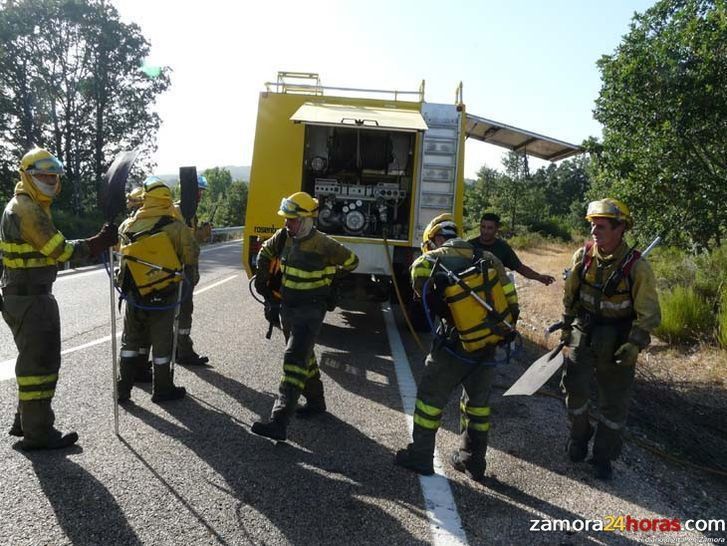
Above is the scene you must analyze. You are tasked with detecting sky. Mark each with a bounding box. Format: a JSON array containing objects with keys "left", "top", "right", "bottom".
[{"left": 113, "top": 0, "right": 656, "bottom": 179}]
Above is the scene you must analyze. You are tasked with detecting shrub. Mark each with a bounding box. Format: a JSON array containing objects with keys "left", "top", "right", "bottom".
[
  {"left": 526, "top": 216, "right": 572, "bottom": 242},
  {"left": 649, "top": 246, "right": 696, "bottom": 292},
  {"left": 694, "top": 243, "right": 727, "bottom": 302},
  {"left": 507, "top": 231, "right": 550, "bottom": 250},
  {"left": 717, "top": 289, "right": 727, "bottom": 349},
  {"left": 655, "top": 286, "right": 714, "bottom": 343}
]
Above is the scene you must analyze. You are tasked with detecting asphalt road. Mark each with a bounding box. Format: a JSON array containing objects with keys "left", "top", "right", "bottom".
[{"left": 1, "top": 241, "right": 724, "bottom": 545}]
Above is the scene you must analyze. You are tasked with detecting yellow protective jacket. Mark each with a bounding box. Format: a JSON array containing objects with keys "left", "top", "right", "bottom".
[
  {"left": 563, "top": 240, "right": 660, "bottom": 348},
  {"left": 257, "top": 228, "right": 358, "bottom": 306},
  {"left": 0, "top": 178, "right": 90, "bottom": 287}
]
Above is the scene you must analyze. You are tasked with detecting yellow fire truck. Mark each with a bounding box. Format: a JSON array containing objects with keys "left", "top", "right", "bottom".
[{"left": 242, "top": 72, "right": 581, "bottom": 292}]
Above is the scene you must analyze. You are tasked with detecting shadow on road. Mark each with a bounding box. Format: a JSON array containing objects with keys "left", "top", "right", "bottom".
[{"left": 21, "top": 447, "right": 142, "bottom": 546}]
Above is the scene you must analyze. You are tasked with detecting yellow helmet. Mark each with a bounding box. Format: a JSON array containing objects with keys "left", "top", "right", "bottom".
[
  {"left": 422, "top": 213, "right": 459, "bottom": 251},
  {"left": 126, "top": 186, "right": 144, "bottom": 209},
  {"left": 20, "top": 147, "right": 65, "bottom": 175},
  {"left": 278, "top": 191, "right": 319, "bottom": 218},
  {"left": 142, "top": 176, "right": 170, "bottom": 196},
  {"left": 585, "top": 198, "right": 633, "bottom": 230}
]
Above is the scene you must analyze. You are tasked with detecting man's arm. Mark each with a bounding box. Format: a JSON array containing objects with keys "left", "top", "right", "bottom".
[{"left": 515, "top": 263, "right": 555, "bottom": 286}]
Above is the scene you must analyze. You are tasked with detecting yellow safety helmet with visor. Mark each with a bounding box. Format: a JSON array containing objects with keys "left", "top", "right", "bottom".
[
  {"left": 421, "top": 213, "right": 459, "bottom": 252},
  {"left": 278, "top": 191, "right": 319, "bottom": 218},
  {"left": 585, "top": 198, "right": 633, "bottom": 230}
]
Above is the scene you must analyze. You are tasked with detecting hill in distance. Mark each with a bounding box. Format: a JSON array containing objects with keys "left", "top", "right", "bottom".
[{"left": 156, "top": 165, "right": 250, "bottom": 185}]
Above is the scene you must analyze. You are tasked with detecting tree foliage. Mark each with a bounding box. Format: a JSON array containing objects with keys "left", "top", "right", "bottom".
[
  {"left": 593, "top": 0, "right": 727, "bottom": 250},
  {"left": 0, "top": 0, "right": 170, "bottom": 220},
  {"left": 197, "top": 167, "right": 247, "bottom": 227}
]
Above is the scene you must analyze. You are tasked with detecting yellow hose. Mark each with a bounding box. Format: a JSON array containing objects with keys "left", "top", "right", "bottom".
[{"left": 383, "top": 237, "right": 426, "bottom": 352}]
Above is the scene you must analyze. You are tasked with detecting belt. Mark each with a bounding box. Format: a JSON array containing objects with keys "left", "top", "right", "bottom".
[{"left": 2, "top": 284, "right": 52, "bottom": 296}]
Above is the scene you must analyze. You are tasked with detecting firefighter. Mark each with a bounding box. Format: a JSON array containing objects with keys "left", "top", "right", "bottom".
[
  {"left": 560, "top": 198, "right": 660, "bottom": 480},
  {"left": 175, "top": 174, "right": 209, "bottom": 366},
  {"left": 251, "top": 191, "right": 359, "bottom": 441},
  {"left": 1, "top": 147, "right": 118, "bottom": 450},
  {"left": 116, "top": 177, "right": 197, "bottom": 403},
  {"left": 394, "top": 214, "right": 519, "bottom": 481},
  {"left": 125, "top": 185, "right": 152, "bottom": 382}
]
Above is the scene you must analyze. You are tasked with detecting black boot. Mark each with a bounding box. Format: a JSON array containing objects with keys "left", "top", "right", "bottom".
[
  {"left": 176, "top": 335, "right": 209, "bottom": 366},
  {"left": 567, "top": 419, "right": 594, "bottom": 462},
  {"left": 151, "top": 363, "right": 186, "bottom": 403},
  {"left": 20, "top": 431, "right": 78, "bottom": 451},
  {"left": 449, "top": 450, "right": 486, "bottom": 482},
  {"left": 135, "top": 354, "right": 153, "bottom": 383},
  {"left": 251, "top": 419, "right": 287, "bottom": 441},
  {"left": 590, "top": 458, "right": 613, "bottom": 480},
  {"left": 394, "top": 447, "right": 434, "bottom": 476},
  {"left": 295, "top": 400, "right": 326, "bottom": 418},
  {"left": 8, "top": 411, "right": 23, "bottom": 437},
  {"left": 117, "top": 357, "right": 137, "bottom": 402}
]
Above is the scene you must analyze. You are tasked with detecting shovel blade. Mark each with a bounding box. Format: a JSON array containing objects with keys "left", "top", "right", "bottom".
[
  {"left": 503, "top": 348, "right": 564, "bottom": 396},
  {"left": 102, "top": 149, "right": 140, "bottom": 222}
]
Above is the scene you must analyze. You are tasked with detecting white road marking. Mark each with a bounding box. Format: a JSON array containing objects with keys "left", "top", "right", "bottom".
[
  {"left": 0, "top": 274, "right": 239, "bottom": 381},
  {"left": 381, "top": 303, "right": 468, "bottom": 546}
]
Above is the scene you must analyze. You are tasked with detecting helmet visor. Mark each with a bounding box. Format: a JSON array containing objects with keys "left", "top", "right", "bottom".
[
  {"left": 26, "top": 156, "right": 65, "bottom": 176},
  {"left": 279, "top": 197, "right": 311, "bottom": 217},
  {"left": 586, "top": 200, "right": 622, "bottom": 219}
]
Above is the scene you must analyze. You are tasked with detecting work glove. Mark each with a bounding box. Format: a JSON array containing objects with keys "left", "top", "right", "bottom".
[
  {"left": 264, "top": 302, "right": 281, "bottom": 329},
  {"left": 86, "top": 223, "right": 119, "bottom": 258},
  {"left": 614, "top": 342, "right": 640, "bottom": 367}
]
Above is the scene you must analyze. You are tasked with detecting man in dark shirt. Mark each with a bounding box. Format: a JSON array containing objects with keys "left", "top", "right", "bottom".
[{"left": 468, "top": 212, "right": 555, "bottom": 286}]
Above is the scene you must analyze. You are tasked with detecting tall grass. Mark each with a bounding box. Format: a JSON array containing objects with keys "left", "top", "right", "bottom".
[
  {"left": 655, "top": 286, "right": 714, "bottom": 343},
  {"left": 717, "top": 289, "right": 727, "bottom": 349}
]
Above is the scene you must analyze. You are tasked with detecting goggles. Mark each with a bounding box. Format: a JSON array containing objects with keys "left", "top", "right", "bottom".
[
  {"left": 25, "top": 156, "right": 65, "bottom": 176},
  {"left": 279, "top": 197, "right": 315, "bottom": 216},
  {"left": 586, "top": 200, "right": 623, "bottom": 218}
]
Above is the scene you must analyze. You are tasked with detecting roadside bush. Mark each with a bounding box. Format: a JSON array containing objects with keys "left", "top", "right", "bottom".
[
  {"left": 54, "top": 209, "right": 107, "bottom": 240},
  {"left": 717, "top": 289, "right": 727, "bottom": 349},
  {"left": 649, "top": 246, "right": 697, "bottom": 292},
  {"left": 694, "top": 243, "right": 727, "bottom": 302},
  {"left": 526, "top": 216, "right": 572, "bottom": 242},
  {"left": 508, "top": 231, "right": 550, "bottom": 250},
  {"left": 655, "top": 286, "right": 714, "bottom": 343}
]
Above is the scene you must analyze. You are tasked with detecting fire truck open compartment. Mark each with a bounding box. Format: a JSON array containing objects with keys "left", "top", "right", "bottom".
[{"left": 300, "top": 125, "right": 416, "bottom": 240}]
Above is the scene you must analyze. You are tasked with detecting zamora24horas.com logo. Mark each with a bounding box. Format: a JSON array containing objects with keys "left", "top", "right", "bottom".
[{"left": 530, "top": 515, "right": 725, "bottom": 535}]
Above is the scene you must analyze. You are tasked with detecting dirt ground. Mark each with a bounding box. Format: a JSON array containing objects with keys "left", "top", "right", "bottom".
[{"left": 513, "top": 242, "right": 727, "bottom": 477}]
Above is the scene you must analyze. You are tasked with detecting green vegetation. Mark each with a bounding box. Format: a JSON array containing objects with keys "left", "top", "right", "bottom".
[
  {"left": 655, "top": 286, "right": 714, "bottom": 343},
  {"left": 718, "top": 290, "right": 727, "bottom": 349},
  {"left": 196, "top": 168, "right": 248, "bottom": 227}
]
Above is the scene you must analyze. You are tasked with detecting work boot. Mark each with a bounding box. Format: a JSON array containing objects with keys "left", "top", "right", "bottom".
[
  {"left": 567, "top": 439, "right": 589, "bottom": 462},
  {"left": 151, "top": 363, "right": 186, "bottom": 403},
  {"left": 449, "top": 450, "right": 486, "bottom": 482},
  {"left": 176, "top": 334, "right": 209, "bottom": 366},
  {"left": 567, "top": 421, "right": 594, "bottom": 462},
  {"left": 590, "top": 458, "right": 613, "bottom": 481},
  {"left": 135, "top": 355, "right": 153, "bottom": 383},
  {"left": 117, "top": 357, "right": 137, "bottom": 402},
  {"left": 251, "top": 420, "right": 287, "bottom": 441},
  {"left": 295, "top": 400, "right": 326, "bottom": 418},
  {"left": 8, "top": 411, "right": 23, "bottom": 437},
  {"left": 394, "top": 447, "right": 434, "bottom": 476},
  {"left": 19, "top": 431, "right": 79, "bottom": 451},
  {"left": 176, "top": 350, "right": 209, "bottom": 366}
]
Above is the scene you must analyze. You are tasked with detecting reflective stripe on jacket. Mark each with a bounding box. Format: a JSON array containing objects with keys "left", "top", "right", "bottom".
[
  {"left": 563, "top": 240, "right": 660, "bottom": 347},
  {"left": 0, "top": 193, "right": 87, "bottom": 287},
  {"left": 258, "top": 228, "right": 358, "bottom": 305}
]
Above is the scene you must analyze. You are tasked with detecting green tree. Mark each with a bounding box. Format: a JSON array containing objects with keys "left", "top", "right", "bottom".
[
  {"left": 463, "top": 166, "right": 499, "bottom": 229},
  {"left": 0, "top": 0, "right": 170, "bottom": 219},
  {"left": 593, "top": 0, "right": 726, "bottom": 250}
]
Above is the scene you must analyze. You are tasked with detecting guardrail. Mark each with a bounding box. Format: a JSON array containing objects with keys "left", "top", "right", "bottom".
[{"left": 209, "top": 225, "right": 243, "bottom": 243}]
